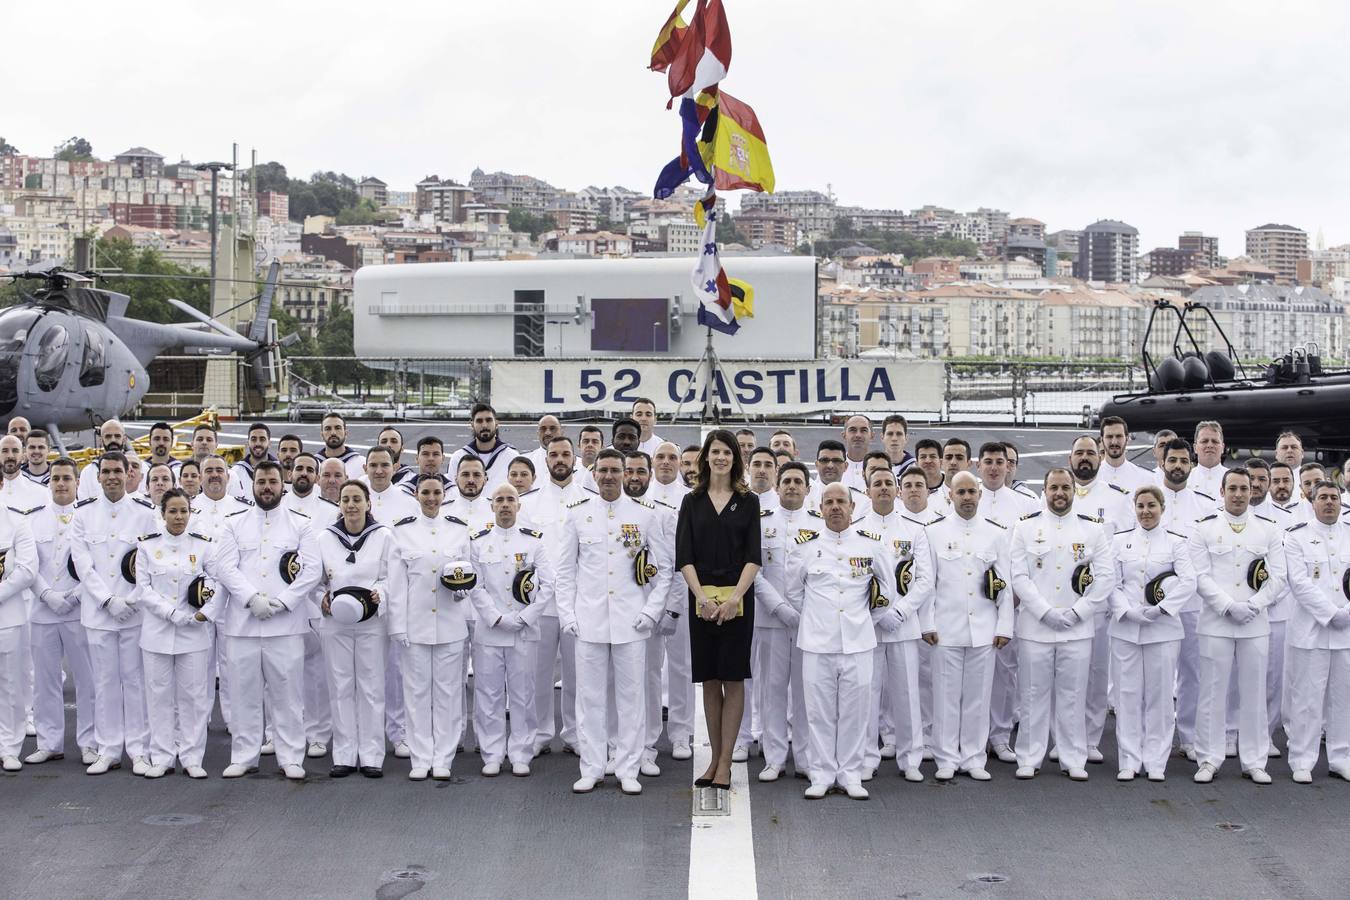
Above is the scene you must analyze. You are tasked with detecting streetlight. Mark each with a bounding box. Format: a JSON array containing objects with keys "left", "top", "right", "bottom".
[
  {"left": 194, "top": 161, "right": 235, "bottom": 309},
  {"left": 652, "top": 321, "right": 661, "bottom": 352}
]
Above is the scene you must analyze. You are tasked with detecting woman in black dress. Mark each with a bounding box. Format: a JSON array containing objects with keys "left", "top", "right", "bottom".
[{"left": 676, "top": 429, "right": 762, "bottom": 790}]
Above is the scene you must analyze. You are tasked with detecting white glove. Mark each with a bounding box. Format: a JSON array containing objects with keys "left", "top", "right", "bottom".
[
  {"left": 1122, "top": 608, "right": 1151, "bottom": 624},
  {"left": 878, "top": 609, "right": 903, "bottom": 633},
  {"left": 248, "top": 593, "right": 277, "bottom": 620},
  {"left": 658, "top": 612, "right": 679, "bottom": 636},
  {"left": 1329, "top": 607, "right": 1350, "bottom": 629},
  {"left": 1139, "top": 606, "right": 1164, "bottom": 622},
  {"left": 632, "top": 613, "right": 656, "bottom": 635},
  {"left": 169, "top": 608, "right": 191, "bottom": 626},
  {"left": 500, "top": 615, "right": 526, "bottom": 632},
  {"left": 106, "top": 596, "right": 135, "bottom": 622},
  {"left": 267, "top": 597, "right": 287, "bottom": 615},
  {"left": 390, "top": 632, "right": 411, "bottom": 648},
  {"left": 1226, "top": 601, "right": 1258, "bottom": 625},
  {"left": 41, "top": 589, "right": 74, "bottom": 616},
  {"left": 184, "top": 611, "right": 206, "bottom": 626},
  {"left": 562, "top": 621, "right": 579, "bottom": 637},
  {"left": 1041, "top": 609, "right": 1069, "bottom": 630},
  {"left": 774, "top": 604, "right": 801, "bottom": 629}
]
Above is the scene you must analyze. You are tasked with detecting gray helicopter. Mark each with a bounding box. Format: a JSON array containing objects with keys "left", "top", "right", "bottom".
[{"left": 0, "top": 261, "right": 290, "bottom": 449}]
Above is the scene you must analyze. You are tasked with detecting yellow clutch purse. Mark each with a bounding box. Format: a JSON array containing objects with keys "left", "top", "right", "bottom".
[{"left": 699, "top": 585, "right": 744, "bottom": 619}]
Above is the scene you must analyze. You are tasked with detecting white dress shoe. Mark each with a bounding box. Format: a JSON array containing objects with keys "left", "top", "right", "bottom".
[
  {"left": 1244, "top": 768, "right": 1271, "bottom": 785},
  {"left": 671, "top": 740, "right": 692, "bottom": 760},
  {"left": 1147, "top": 771, "right": 1166, "bottom": 782},
  {"left": 879, "top": 743, "right": 896, "bottom": 759},
  {"left": 260, "top": 740, "right": 275, "bottom": 756},
  {"left": 1014, "top": 766, "right": 1036, "bottom": 779},
  {"left": 86, "top": 756, "right": 120, "bottom": 775},
  {"left": 131, "top": 756, "right": 150, "bottom": 776},
  {"left": 844, "top": 782, "right": 869, "bottom": 800},
  {"left": 144, "top": 765, "right": 167, "bottom": 779},
  {"left": 2, "top": 756, "right": 21, "bottom": 772},
  {"left": 185, "top": 766, "right": 208, "bottom": 779},
  {"left": 922, "top": 748, "right": 935, "bottom": 761},
  {"left": 24, "top": 749, "right": 63, "bottom": 765},
  {"left": 512, "top": 763, "right": 531, "bottom": 777},
  {"left": 1193, "top": 763, "right": 1216, "bottom": 784},
  {"left": 758, "top": 766, "right": 781, "bottom": 782},
  {"left": 861, "top": 768, "right": 874, "bottom": 783},
  {"left": 222, "top": 763, "right": 257, "bottom": 778},
  {"left": 904, "top": 768, "right": 924, "bottom": 782},
  {"left": 481, "top": 762, "right": 501, "bottom": 777},
  {"left": 992, "top": 744, "right": 1016, "bottom": 764},
  {"left": 1292, "top": 769, "right": 1313, "bottom": 784},
  {"left": 1185, "top": 747, "right": 1198, "bottom": 762},
  {"left": 620, "top": 777, "right": 643, "bottom": 795},
  {"left": 1117, "top": 769, "right": 1136, "bottom": 782},
  {"left": 1224, "top": 740, "right": 1237, "bottom": 758},
  {"left": 1329, "top": 766, "right": 1350, "bottom": 781},
  {"left": 934, "top": 767, "right": 955, "bottom": 781},
  {"left": 731, "top": 745, "right": 749, "bottom": 763},
  {"left": 1268, "top": 745, "right": 1282, "bottom": 758},
  {"left": 1066, "top": 767, "right": 1088, "bottom": 781},
  {"left": 393, "top": 741, "right": 411, "bottom": 759},
  {"left": 1048, "top": 747, "right": 1060, "bottom": 762},
  {"left": 431, "top": 767, "right": 452, "bottom": 780},
  {"left": 967, "top": 767, "right": 991, "bottom": 781},
  {"left": 306, "top": 742, "right": 328, "bottom": 759},
  {"left": 409, "top": 767, "right": 429, "bottom": 781},
  {"left": 804, "top": 782, "right": 830, "bottom": 799},
  {"left": 283, "top": 764, "right": 306, "bottom": 780},
  {"left": 572, "top": 776, "right": 598, "bottom": 793},
  {"left": 1086, "top": 747, "right": 1104, "bottom": 764},
  {"left": 604, "top": 757, "right": 617, "bottom": 776},
  {"left": 640, "top": 760, "right": 661, "bottom": 777},
  {"left": 25, "top": 718, "right": 36, "bottom": 737},
  {"left": 81, "top": 747, "right": 99, "bottom": 765}
]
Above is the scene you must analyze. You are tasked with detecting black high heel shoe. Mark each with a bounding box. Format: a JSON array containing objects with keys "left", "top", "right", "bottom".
[
  {"left": 711, "top": 781, "right": 730, "bottom": 791},
  {"left": 694, "top": 777, "right": 714, "bottom": 788}
]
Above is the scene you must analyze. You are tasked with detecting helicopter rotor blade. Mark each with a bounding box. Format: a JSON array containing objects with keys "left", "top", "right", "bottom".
[
  {"left": 249, "top": 260, "right": 279, "bottom": 344},
  {"left": 165, "top": 298, "right": 252, "bottom": 342}
]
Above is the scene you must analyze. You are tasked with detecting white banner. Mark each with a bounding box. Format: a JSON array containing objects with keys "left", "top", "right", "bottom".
[{"left": 490, "top": 359, "right": 944, "bottom": 416}]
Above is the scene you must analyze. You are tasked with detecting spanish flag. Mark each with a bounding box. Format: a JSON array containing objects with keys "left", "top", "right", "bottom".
[
  {"left": 649, "top": 0, "right": 692, "bottom": 73},
  {"left": 709, "top": 91, "right": 775, "bottom": 194},
  {"left": 666, "top": 0, "right": 733, "bottom": 101}
]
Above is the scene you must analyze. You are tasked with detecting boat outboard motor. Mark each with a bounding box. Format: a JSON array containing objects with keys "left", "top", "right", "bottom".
[
  {"left": 1204, "top": 350, "right": 1236, "bottom": 382},
  {"left": 1182, "top": 354, "right": 1210, "bottom": 389},
  {"left": 1306, "top": 342, "right": 1323, "bottom": 376},
  {"left": 1153, "top": 356, "right": 1185, "bottom": 392},
  {"left": 1292, "top": 348, "right": 1311, "bottom": 384}
]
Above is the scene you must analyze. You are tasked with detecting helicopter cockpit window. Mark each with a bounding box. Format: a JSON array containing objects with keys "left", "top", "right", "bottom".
[
  {"left": 0, "top": 308, "right": 34, "bottom": 415},
  {"left": 34, "top": 323, "right": 70, "bottom": 392},
  {"left": 80, "top": 328, "right": 106, "bottom": 387}
]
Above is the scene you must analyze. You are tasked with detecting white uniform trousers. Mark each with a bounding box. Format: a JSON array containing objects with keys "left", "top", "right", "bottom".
[
  {"left": 989, "top": 640, "right": 1018, "bottom": 748},
  {"left": 789, "top": 645, "right": 812, "bottom": 773},
  {"left": 385, "top": 637, "right": 406, "bottom": 745},
  {"left": 1266, "top": 619, "right": 1287, "bottom": 738},
  {"left": 21, "top": 622, "right": 33, "bottom": 730},
  {"left": 931, "top": 644, "right": 996, "bottom": 773},
  {"left": 559, "top": 628, "right": 580, "bottom": 747},
  {"left": 574, "top": 639, "right": 646, "bottom": 781},
  {"left": 642, "top": 631, "right": 667, "bottom": 758},
  {"left": 1175, "top": 610, "right": 1200, "bottom": 749},
  {"left": 753, "top": 628, "right": 794, "bottom": 769},
  {"left": 532, "top": 615, "right": 561, "bottom": 750},
  {"left": 321, "top": 626, "right": 387, "bottom": 769},
  {"left": 865, "top": 640, "right": 923, "bottom": 772},
  {"left": 1014, "top": 637, "right": 1092, "bottom": 771},
  {"left": 212, "top": 626, "right": 231, "bottom": 729},
  {"left": 473, "top": 640, "right": 538, "bottom": 767},
  {"left": 142, "top": 648, "right": 211, "bottom": 769},
  {"left": 1195, "top": 633, "right": 1269, "bottom": 771},
  {"left": 1085, "top": 611, "right": 1111, "bottom": 750},
  {"left": 30, "top": 621, "right": 95, "bottom": 754},
  {"left": 802, "top": 649, "right": 874, "bottom": 788},
  {"left": 86, "top": 627, "right": 150, "bottom": 761},
  {"left": 1286, "top": 647, "right": 1350, "bottom": 773},
  {"left": 1111, "top": 638, "right": 1180, "bottom": 776},
  {"left": 0, "top": 626, "right": 28, "bottom": 757},
  {"left": 737, "top": 629, "right": 759, "bottom": 748},
  {"left": 228, "top": 634, "right": 306, "bottom": 767},
  {"left": 916, "top": 640, "right": 934, "bottom": 747},
  {"left": 664, "top": 613, "right": 694, "bottom": 746},
  {"left": 303, "top": 628, "right": 332, "bottom": 744},
  {"left": 403, "top": 640, "right": 465, "bottom": 771}
]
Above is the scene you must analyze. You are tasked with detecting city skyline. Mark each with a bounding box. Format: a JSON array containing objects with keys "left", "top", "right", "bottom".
[{"left": 5, "top": 0, "right": 1348, "bottom": 256}]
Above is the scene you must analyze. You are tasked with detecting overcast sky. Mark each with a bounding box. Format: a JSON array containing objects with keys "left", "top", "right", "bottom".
[{"left": 8, "top": 1, "right": 1348, "bottom": 255}]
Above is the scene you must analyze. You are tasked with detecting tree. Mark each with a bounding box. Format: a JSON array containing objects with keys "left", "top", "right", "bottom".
[
  {"left": 54, "top": 137, "right": 94, "bottom": 162},
  {"left": 314, "top": 307, "right": 374, "bottom": 396},
  {"left": 335, "top": 199, "right": 382, "bottom": 226},
  {"left": 93, "top": 237, "right": 211, "bottom": 323},
  {"left": 253, "top": 160, "right": 289, "bottom": 193},
  {"left": 716, "top": 212, "right": 745, "bottom": 245},
  {"left": 831, "top": 217, "right": 857, "bottom": 240},
  {"left": 507, "top": 209, "right": 557, "bottom": 239},
  {"left": 0, "top": 137, "right": 17, "bottom": 157}
]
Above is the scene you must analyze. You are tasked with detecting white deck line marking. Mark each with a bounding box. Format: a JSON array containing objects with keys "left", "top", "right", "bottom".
[
  {"left": 1014, "top": 443, "right": 1150, "bottom": 459},
  {"left": 688, "top": 690, "right": 758, "bottom": 900}
]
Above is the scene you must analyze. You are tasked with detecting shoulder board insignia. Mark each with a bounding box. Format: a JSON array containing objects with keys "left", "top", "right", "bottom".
[
  {"left": 188, "top": 532, "right": 213, "bottom": 542},
  {"left": 984, "top": 517, "right": 1008, "bottom": 529},
  {"left": 760, "top": 509, "right": 774, "bottom": 518},
  {"left": 849, "top": 486, "right": 864, "bottom": 494},
  {"left": 394, "top": 516, "right": 417, "bottom": 527},
  {"left": 1077, "top": 513, "right": 1103, "bottom": 524},
  {"left": 1114, "top": 526, "right": 1136, "bottom": 536},
  {"left": 1254, "top": 514, "right": 1274, "bottom": 524},
  {"left": 238, "top": 498, "right": 256, "bottom": 506},
  {"left": 927, "top": 514, "right": 946, "bottom": 525},
  {"left": 654, "top": 499, "right": 675, "bottom": 509},
  {"left": 133, "top": 497, "right": 153, "bottom": 508},
  {"left": 794, "top": 529, "right": 820, "bottom": 544},
  {"left": 520, "top": 527, "right": 543, "bottom": 538},
  {"left": 470, "top": 527, "right": 493, "bottom": 541},
  {"left": 320, "top": 497, "right": 338, "bottom": 506},
  {"left": 850, "top": 516, "right": 866, "bottom": 525},
  {"left": 138, "top": 532, "right": 161, "bottom": 542},
  {"left": 583, "top": 486, "right": 600, "bottom": 494},
  {"left": 633, "top": 497, "right": 655, "bottom": 509},
  {"left": 74, "top": 498, "right": 96, "bottom": 508},
  {"left": 226, "top": 509, "right": 249, "bottom": 517},
  {"left": 518, "top": 488, "right": 539, "bottom": 498},
  {"left": 1286, "top": 522, "right": 1308, "bottom": 532},
  {"left": 1108, "top": 484, "right": 1128, "bottom": 493},
  {"left": 444, "top": 515, "right": 468, "bottom": 526},
  {"left": 1020, "top": 511, "right": 1042, "bottom": 520},
  {"left": 10, "top": 504, "right": 44, "bottom": 516},
  {"left": 901, "top": 515, "right": 926, "bottom": 527},
  {"left": 807, "top": 509, "right": 823, "bottom": 519},
  {"left": 1198, "top": 513, "right": 1218, "bottom": 522},
  {"left": 288, "top": 509, "right": 310, "bottom": 518},
  {"left": 1165, "top": 530, "right": 1187, "bottom": 540},
  {"left": 566, "top": 497, "right": 591, "bottom": 508},
  {"left": 856, "top": 529, "right": 882, "bottom": 541},
  {"left": 1195, "top": 491, "right": 1216, "bottom": 501}
]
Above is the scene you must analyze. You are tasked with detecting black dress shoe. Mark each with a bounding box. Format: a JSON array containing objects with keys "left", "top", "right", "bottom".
[
  {"left": 711, "top": 781, "right": 730, "bottom": 791},
  {"left": 329, "top": 765, "right": 355, "bottom": 778},
  {"left": 694, "top": 777, "right": 713, "bottom": 788},
  {"left": 360, "top": 766, "right": 384, "bottom": 779}
]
